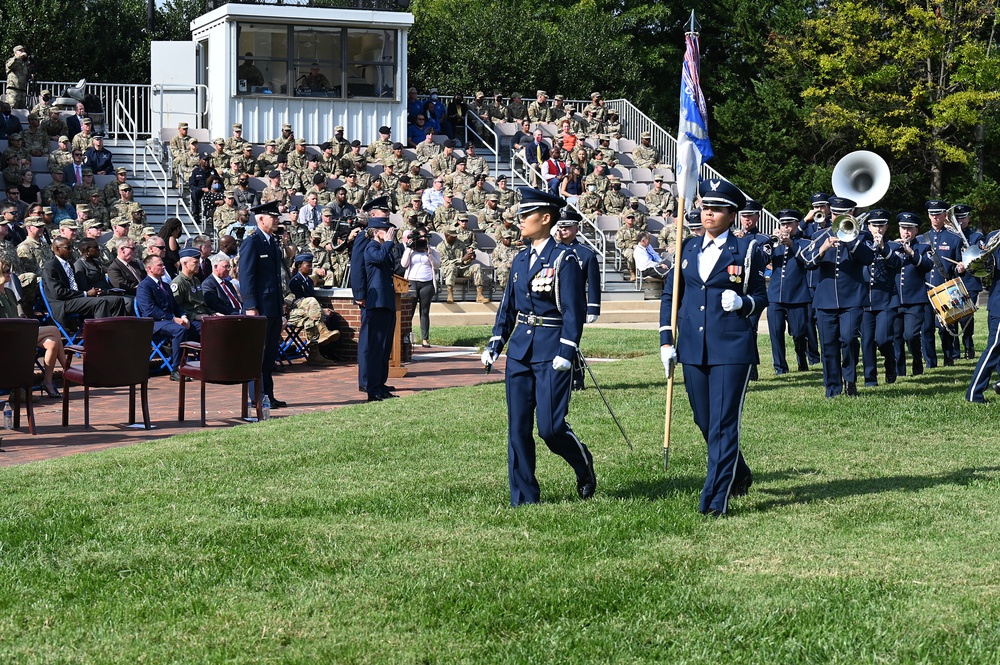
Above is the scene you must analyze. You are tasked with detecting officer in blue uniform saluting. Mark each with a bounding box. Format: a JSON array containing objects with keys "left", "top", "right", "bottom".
[
  {"left": 362, "top": 198, "right": 400, "bottom": 402},
  {"left": 482, "top": 188, "right": 595, "bottom": 506},
  {"left": 555, "top": 209, "right": 601, "bottom": 391},
  {"left": 659, "top": 179, "right": 768, "bottom": 517}
]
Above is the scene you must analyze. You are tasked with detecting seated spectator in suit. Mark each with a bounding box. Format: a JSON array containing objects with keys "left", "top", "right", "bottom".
[
  {"left": 202, "top": 252, "right": 242, "bottom": 316},
  {"left": 136, "top": 254, "right": 197, "bottom": 380},
  {"left": 66, "top": 102, "right": 87, "bottom": 140},
  {"left": 42, "top": 237, "right": 128, "bottom": 326},
  {"left": 0, "top": 102, "right": 23, "bottom": 139},
  {"left": 107, "top": 239, "right": 147, "bottom": 296},
  {"left": 73, "top": 238, "right": 115, "bottom": 292},
  {"left": 0, "top": 258, "right": 63, "bottom": 398},
  {"left": 62, "top": 148, "right": 87, "bottom": 186}
]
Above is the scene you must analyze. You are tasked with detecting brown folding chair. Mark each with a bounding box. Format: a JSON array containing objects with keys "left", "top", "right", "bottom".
[
  {"left": 177, "top": 315, "right": 268, "bottom": 426},
  {"left": 0, "top": 318, "right": 41, "bottom": 435},
  {"left": 62, "top": 317, "right": 154, "bottom": 429}
]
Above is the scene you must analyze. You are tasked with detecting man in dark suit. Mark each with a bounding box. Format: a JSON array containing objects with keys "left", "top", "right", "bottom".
[
  {"left": 202, "top": 253, "right": 242, "bottom": 316},
  {"left": 83, "top": 135, "right": 115, "bottom": 175},
  {"left": 136, "top": 254, "right": 195, "bottom": 381},
  {"left": 361, "top": 200, "right": 399, "bottom": 402},
  {"left": 66, "top": 102, "right": 87, "bottom": 140},
  {"left": 73, "top": 238, "right": 114, "bottom": 292},
  {"left": 238, "top": 201, "right": 287, "bottom": 408},
  {"left": 62, "top": 150, "right": 87, "bottom": 187},
  {"left": 42, "top": 237, "right": 128, "bottom": 326},
  {"left": 0, "top": 101, "right": 23, "bottom": 139},
  {"left": 107, "top": 240, "right": 148, "bottom": 296}
]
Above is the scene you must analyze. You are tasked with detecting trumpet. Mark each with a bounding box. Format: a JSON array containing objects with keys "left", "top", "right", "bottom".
[
  {"left": 813, "top": 211, "right": 826, "bottom": 227},
  {"left": 769, "top": 229, "right": 791, "bottom": 245},
  {"left": 834, "top": 214, "right": 859, "bottom": 243}
]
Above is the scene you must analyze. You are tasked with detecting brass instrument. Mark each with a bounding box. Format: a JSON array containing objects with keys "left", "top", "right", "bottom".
[
  {"left": 963, "top": 232, "right": 1000, "bottom": 279},
  {"left": 831, "top": 150, "right": 891, "bottom": 207},
  {"left": 834, "top": 214, "right": 859, "bottom": 243},
  {"left": 813, "top": 211, "right": 826, "bottom": 227}
]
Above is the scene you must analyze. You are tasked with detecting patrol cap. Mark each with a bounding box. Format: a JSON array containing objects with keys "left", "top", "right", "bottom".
[
  {"left": 213, "top": 138, "right": 225, "bottom": 145},
  {"left": 925, "top": 199, "right": 949, "bottom": 213},
  {"left": 233, "top": 123, "right": 243, "bottom": 130},
  {"left": 475, "top": 91, "right": 485, "bottom": 99},
  {"left": 321, "top": 207, "right": 334, "bottom": 217},
  {"left": 629, "top": 196, "right": 640, "bottom": 204},
  {"left": 536, "top": 90, "right": 547, "bottom": 97},
  {"left": 640, "top": 131, "right": 652, "bottom": 139},
  {"left": 599, "top": 134, "right": 610, "bottom": 141},
  {"left": 516, "top": 187, "right": 565, "bottom": 215},
  {"left": 58, "top": 135, "right": 69, "bottom": 142},
  {"left": 265, "top": 139, "right": 276, "bottom": 146},
  {"left": 76, "top": 203, "right": 92, "bottom": 212},
  {"left": 457, "top": 213, "right": 469, "bottom": 222},
  {"left": 282, "top": 123, "right": 292, "bottom": 131},
  {"left": 295, "top": 138, "right": 306, "bottom": 145},
  {"left": 429, "top": 87, "right": 438, "bottom": 93},
  {"left": 624, "top": 212, "right": 636, "bottom": 219},
  {"left": 353, "top": 156, "right": 365, "bottom": 164},
  {"left": 556, "top": 209, "right": 583, "bottom": 227},
  {"left": 867, "top": 208, "right": 892, "bottom": 224},
  {"left": 810, "top": 192, "right": 831, "bottom": 206},
  {"left": 443, "top": 188, "right": 454, "bottom": 197},
  {"left": 313, "top": 173, "right": 326, "bottom": 185},
  {"left": 442, "top": 225, "right": 457, "bottom": 236},
  {"left": 268, "top": 169, "right": 280, "bottom": 179},
  {"left": 311, "top": 229, "right": 324, "bottom": 237},
  {"left": 953, "top": 204, "right": 972, "bottom": 218},
  {"left": 40, "top": 89, "right": 51, "bottom": 96},
  {"left": 24, "top": 216, "right": 46, "bottom": 227},
  {"left": 84, "top": 220, "right": 103, "bottom": 230},
  {"left": 511, "top": 92, "right": 522, "bottom": 99},
  {"left": 684, "top": 209, "right": 703, "bottom": 228},
  {"left": 189, "top": 138, "right": 199, "bottom": 144},
  {"left": 42, "top": 207, "right": 53, "bottom": 215},
  {"left": 379, "top": 126, "right": 391, "bottom": 135},
  {"left": 178, "top": 122, "right": 189, "bottom": 129},
  {"left": 115, "top": 167, "right": 127, "bottom": 174},
  {"left": 59, "top": 220, "right": 80, "bottom": 229},
  {"left": 608, "top": 175, "right": 620, "bottom": 183},
  {"left": 224, "top": 190, "right": 236, "bottom": 198},
  {"left": 486, "top": 193, "right": 499, "bottom": 201},
  {"left": 294, "top": 253, "right": 313, "bottom": 264},
  {"left": 554, "top": 94, "right": 565, "bottom": 101},
  {"left": 142, "top": 226, "right": 156, "bottom": 235},
  {"left": 777, "top": 209, "right": 803, "bottom": 223},
  {"left": 112, "top": 216, "right": 129, "bottom": 225},
  {"left": 500, "top": 226, "right": 519, "bottom": 239},
  {"left": 897, "top": 212, "right": 921, "bottom": 227},
  {"left": 81, "top": 168, "right": 93, "bottom": 176},
  {"left": 828, "top": 196, "right": 856, "bottom": 214},
  {"left": 362, "top": 196, "right": 392, "bottom": 213},
  {"left": 740, "top": 200, "right": 763, "bottom": 214},
  {"left": 250, "top": 200, "right": 281, "bottom": 218},
  {"left": 82, "top": 118, "right": 92, "bottom": 125},
  {"left": 591, "top": 91, "right": 601, "bottom": 99},
  {"left": 118, "top": 183, "right": 132, "bottom": 191},
  {"left": 179, "top": 248, "right": 200, "bottom": 260},
  {"left": 334, "top": 125, "right": 345, "bottom": 132},
  {"left": 7, "top": 132, "right": 21, "bottom": 140},
  {"left": 13, "top": 45, "right": 26, "bottom": 54},
  {"left": 653, "top": 174, "right": 664, "bottom": 182},
  {"left": 698, "top": 179, "right": 746, "bottom": 210}
]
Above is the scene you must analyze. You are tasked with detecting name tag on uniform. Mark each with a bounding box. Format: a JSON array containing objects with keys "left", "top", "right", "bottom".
[{"left": 259, "top": 254, "right": 269, "bottom": 258}]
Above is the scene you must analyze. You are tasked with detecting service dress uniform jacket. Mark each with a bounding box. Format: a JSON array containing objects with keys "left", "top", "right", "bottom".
[
  {"left": 860, "top": 241, "right": 903, "bottom": 385},
  {"left": 659, "top": 232, "right": 768, "bottom": 515},
  {"left": 966, "top": 230, "right": 1000, "bottom": 401},
  {"left": 361, "top": 237, "right": 398, "bottom": 399},
  {"left": 238, "top": 229, "right": 284, "bottom": 399},
  {"left": 892, "top": 240, "right": 934, "bottom": 377},
  {"left": 487, "top": 238, "right": 591, "bottom": 506},
  {"left": 917, "top": 227, "right": 964, "bottom": 366},
  {"left": 766, "top": 236, "right": 812, "bottom": 374}
]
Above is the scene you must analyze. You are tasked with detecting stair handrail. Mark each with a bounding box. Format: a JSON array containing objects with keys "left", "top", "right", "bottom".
[
  {"left": 141, "top": 139, "right": 201, "bottom": 237},
  {"left": 463, "top": 109, "right": 500, "bottom": 175}
]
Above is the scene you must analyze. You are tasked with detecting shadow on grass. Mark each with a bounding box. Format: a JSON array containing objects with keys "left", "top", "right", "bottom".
[
  {"left": 752, "top": 466, "right": 1000, "bottom": 511},
  {"left": 609, "top": 473, "right": 706, "bottom": 501}
]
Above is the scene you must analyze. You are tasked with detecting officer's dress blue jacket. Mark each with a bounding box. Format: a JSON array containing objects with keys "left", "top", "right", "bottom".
[
  {"left": 488, "top": 239, "right": 584, "bottom": 363},
  {"left": 289, "top": 271, "right": 315, "bottom": 300},
  {"left": 658, "top": 233, "right": 768, "bottom": 366},
  {"left": 238, "top": 230, "right": 284, "bottom": 317},
  {"left": 363, "top": 239, "right": 398, "bottom": 311},
  {"left": 350, "top": 234, "right": 370, "bottom": 302},
  {"left": 566, "top": 238, "right": 601, "bottom": 317},
  {"left": 894, "top": 242, "right": 934, "bottom": 305},
  {"left": 802, "top": 228, "right": 876, "bottom": 309},
  {"left": 864, "top": 241, "right": 902, "bottom": 311},
  {"left": 768, "top": 237, "right": 811, "bottom": 305}
]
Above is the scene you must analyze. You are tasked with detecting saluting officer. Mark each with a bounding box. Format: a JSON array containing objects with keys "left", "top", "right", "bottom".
[
  {"left": 766, "top": 209, "right": 812, "bottom": 374},
  {"left": 659, "top": 179, "right": 768, "bottom": 517},
  {"left": 482, "top": 188, "right": 595, "bottom": 507},
  {"left": 892, "top": 213, "right": 934, "bottom": 377},
  {"left": 361, "top": 197, "right": 398, "bottom": 402},
  {"left": 859, "top": 209, "right": 902, "bottom": 387},
  {"left": 965, "top": 225, "right": 1000, "bottom": 403},
  {"left": 556, "top": 209, "right": 601, "bottom": 391},
  {"left": 917, "top": 199, "right": 965, "bottom": 367},
  {"left": 954, "top": 204, "right": 982, "bottom": 359},
  {"left": 802, "top": 196, "right": 875, "bottom": 397}
]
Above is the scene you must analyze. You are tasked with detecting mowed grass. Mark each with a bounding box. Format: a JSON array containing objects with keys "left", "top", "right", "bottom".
[{"left": 2, "top": 318, "right": 1000, "bottom": 663}]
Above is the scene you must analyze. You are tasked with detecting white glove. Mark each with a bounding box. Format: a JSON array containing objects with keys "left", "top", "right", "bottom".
[
  {"left": 661, "top": 345, "right": 677, "bottom": 379},
  {"left": 552, "top": 356, "right": 572, "bottom": 372},
  {"left": 586, "top": 314, "right": 598, "bottom": 324},
  {"left": 721, "top": 289, "right": 743, "bottom": 312},
  {"left": 481, "top": 349, "right": 498, "bottom": 367}
]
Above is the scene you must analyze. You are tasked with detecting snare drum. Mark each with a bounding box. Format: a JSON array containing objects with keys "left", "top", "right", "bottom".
[{"left": 927, "top": 278, "right": 978, "bottom": 326}]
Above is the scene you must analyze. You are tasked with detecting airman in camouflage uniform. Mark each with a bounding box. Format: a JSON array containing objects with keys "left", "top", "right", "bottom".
[
  {"left": 615, "top": 214, "right": 641, "bottom": 279},
  {"left": 287, "top": 139, "right": 311, "bottom": 172},
  {"left": 125, "top": 208, "right": 150, "bottom": 244},
  {"left": 493, "top": 176, "right": 518, "bottom": 211},
  {"left": 319, "top": 142, "right": 341, "bottom": 177},
  {"left": 624, "top": 198, "right": 647, "bottom": 231},
  {"left": 236, "top": 144, "right": 257, "bottom": 176},
  {"left": 103, "top": 168, "right": 129, "bottom": 206},
  {"left": 644, "top": 175, "right": 677, "bottom": 217},
  {"left": 414, "top": 130, "right": 440, "bottom": 164},
  {"left": 431, "top": 140, "right": 458, "bottom": 177},
  {"left": 308, "top": 229, "right": 348, "bottom": 288},
  {"left": 583, "top": 92, "right": 608, "bottom": 124},
  {"left": 632, "top": 131, "right": 660, "bottom": 169},
  {"left": 3, "top": 135, "right": 29, "bottom": 165},
  {"left": 444, "top": 159, "right": 476, "bottom": 198},
  {"left": 470, "top": 91, "right": 491, "bottom": 133},
  {"left": 603, "top": 176, "right": 628, "bottom": 214},
  {"left": 505, "top": 93, "right": 528, "bottom": 123},
  {"left": 401, "top": 197, "right": 433, "bottom": 230},
  {"left": 305, "top": 178, "right": 335, "bottom": 206},
  {"left": 3, "top": 156, "right": 25, "bottom": 188},
  {"left": 298, "top": 160, "right": 327, "bottom": 192},
  {"left": 30, "top": 90, "right": 55, "bottom": 117},
  {"left": 73, "top": 169, "right": 101, "bottom": 205},
  {"left": 581, "top": 111, "right": 603, "bottom": 139},
  {"left": 527, "top": 91, "right": 553, "bottom": 124},
  {"left": 453, "top": 213, "right": 477, "bottom": 250},
  {"left": 463, "top": 144, "right": 489, "bottom": 180},
  {"left": 584, "top": 163, "right": 610, "bottom": 197},
  {"left": 1, "top": 230, "right": 39, "bottom": 306},
  {"left": 87, "top": 192, "right": 111, "bottom": 230},
  {"left": 5, "top": 46, "right": 29, "bottom": 109},
  {"left": 342, "top": 173, "right": 367, "bottom": 208},
  {"left": 577, "top": 187, "right": 604, "bottom": 218},
  {"left": 42, "top": 169, "right": 72, "bottom": 206},
  {"left": 275, "top": 160, "right": 300, "bottom": 192},
  {"left": 365, "top": 126, "right": 394, "bottom": 164},
  {"left": 494, "top": 213, "right": 522, "bottom": 247},
  {"left": 339, "top": 141, "right": 366, "bottom": 173},
  {"left": 23, "top": 115, "right": 51, "bottom": 156},
  {"left": 208, "top": 139, "right": 230, "bottom": 170},
  {"left": 41, "top": 108, "right": 69, "bottom": 140},
  {"left": 406, "top": 162, "right": 429, "bottom": 192},
  {"left": 487, "top": 94, "right": 508, "bottom": 125},
  {"left": 327, "top": 126, "right": 350, "bottom": 161},
  {"left": 110, "top": 184, "right": 144, "bottom": 226},
  {"left": 596, "top": 136, "right": 618, "bottom": 167},
  {"left": 177, "top": 140, "right": 202, "bottom": 191},
  {"left": 438, "top": 228, "right": 487, "bottom": 303},
  {"left": 433, "top": 189, "right": 460, "bottom": 229},
  {"left": 213, "top": 191, "right": 241, "bottom": 235},
  {"left": 464, "top": 176, "right": 489, "bottom": 213},
  {"left": 478, "top": 194, "right": 503, "bottom": 233},
  {"left": 274, "top": 124, "right": 295, "bottom": 155},
  {"left": 491, "top": 227, "right": 520, "bottom": 288},
  {"left": 169, "top": 122, "right": 192, "bottom": 185},
  {"left": 71, "top": 120, "right": 95, "bottom": 153},
  {"left": 171, "top": 268, "right": 215, "bottom": 320},
  {"left": 383, "top": 143, "right": 409, "bottom": 172},
  {"left": 261, "top": 172, "right": 289, "bottom": 211},
  {"left": 16, "top": 218, "right": 53, "bottom": 275},
  {"left": 604, "top": 111, "right": 623, "bottom": 136},
  {"left": 101, "top": 219, "right": 132, "bottom": 266},
  {"left": 47, "top": 137, "right": 73, "bottom": 172},
  {"left": 256, "top": 140, "right": 280, "bottom": 176},
  {"left": 224, "top": 123, "right": 250, "bottom": 156}
]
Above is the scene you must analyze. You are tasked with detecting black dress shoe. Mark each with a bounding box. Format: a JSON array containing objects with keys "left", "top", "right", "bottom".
[
  {"left": 912, "top": 361, "right": 924, "bottom": 376},
  {"left": 797, "top": 361, "right": 809, "bottom": 372},
  {"left": 379, "top": 391, "right": 399, "bottom": 399},
  {"left": 268, "top": 397, "right": 287, "bottom": 408},
  {"left": 993, "top": 381, "right": 1000, "bottom": 396},
  {"left": 169, "top": 371, "right": 181, "bottom": 381},
  {"left": 731, "top": 472, "right": 753, "bottom": 498},
  {"left": 576, "top": 459, "right": 597, "bottom": 500},
  {"left": 944, "top": 358, "right": 955, "bottom": 367},
  {"left": 845, "top": 381, "right": 858, "bottom": 397},
  {"left": 367, "top": 394, "right": 385, "bottom": 402}
]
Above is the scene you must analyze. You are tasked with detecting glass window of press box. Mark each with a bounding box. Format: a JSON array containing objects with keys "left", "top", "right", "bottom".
[{"left": 236, "top": 24, "right": 397, "bottom": 99}]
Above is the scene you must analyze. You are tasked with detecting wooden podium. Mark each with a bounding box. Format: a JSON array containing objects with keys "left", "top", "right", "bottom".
[{"left": 389, "top": 275, "right": 409, "bottom": 378}]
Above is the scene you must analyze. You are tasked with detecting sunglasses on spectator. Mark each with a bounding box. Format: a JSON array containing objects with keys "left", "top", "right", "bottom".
[{"left": 73, "top": 152, "right": 82, "bottom": 156}]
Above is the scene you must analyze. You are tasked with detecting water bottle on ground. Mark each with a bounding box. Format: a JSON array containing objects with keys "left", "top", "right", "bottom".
[
  {"left": 261, "top": 395, "right": 271, "bottom": 421},
  {"left": 3, "top": 402, "right": 12, "bottom": 429}
]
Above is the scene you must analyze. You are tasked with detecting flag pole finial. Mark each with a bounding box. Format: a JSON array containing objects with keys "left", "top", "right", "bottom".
[{"left": 686, "top": 10, "right": 700, "bottom": 35}]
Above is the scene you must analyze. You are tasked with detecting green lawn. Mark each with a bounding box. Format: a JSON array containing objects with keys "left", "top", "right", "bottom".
[{"left": 2, "top": 319, "right": 999, "bottom": 663}]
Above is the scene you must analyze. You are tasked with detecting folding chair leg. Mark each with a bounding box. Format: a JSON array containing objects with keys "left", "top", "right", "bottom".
[
  {"left": 178, "top": 373, "right": 186, "bottom": 421},
  {"left": 62, "top": 378, "right": 69, "bottom": 427},
  {"left": 128, "top": 385, "right": 136, "bottom": 425},
  {"left": 83, "top": 385, "right": 90, "bottom": 429},
  {"left": 200, "top": 381, "right": 207, "bottom": 427},
  {"left": 140, "top": 382, "right": 151, "bottom": 430}
]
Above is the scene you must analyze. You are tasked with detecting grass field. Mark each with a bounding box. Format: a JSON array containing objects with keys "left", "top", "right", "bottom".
[{"left": 1, "top": 320, "right": 999, "bottom": 663}]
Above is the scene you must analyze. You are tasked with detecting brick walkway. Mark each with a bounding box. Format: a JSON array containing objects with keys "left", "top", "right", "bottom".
[{"left": 0, "top": 346, "right": 504, "bottom": 467}]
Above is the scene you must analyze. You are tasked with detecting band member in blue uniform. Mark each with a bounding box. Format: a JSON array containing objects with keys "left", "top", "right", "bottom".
[
  {"left": 892, "top": 213, "right": 935, "bottom": 376},
  {"left": 239, "top": 200, "right": 287, "bottom": 408},
  {"left": 556, "top": 209, "right": 601, "bottom": 391},
  {"left": 659, "top": 179, "right": 768, "bottom": 517},
  {"left": 799, "top": 192, "right": 832, "bottom": 365},
  {"left": 362, "top": 199, "right": 399, "bottom": 402},
  {"left": 954, "top": 204, "right": 982, "bottom": 359},
  {"left": 734, "top": 199, "right": 771, "bottom": 380},
  {"left": 802, "top": 196, "right": 876, "bottom": 397},
  {"left": 482, "top": 188, "right": 595, "bottom": 506},
  {"left": 966, "top": 226, "right": 1000, "bottom": 403},
  {"left": 918, "top": 199, "right": 965, "bottom": 367},
  {"left": 766, "top": 209, "right": 812, "bottom": 374},
  {"left": 860, "top": 209, "right": 901, "bottom": 386}
]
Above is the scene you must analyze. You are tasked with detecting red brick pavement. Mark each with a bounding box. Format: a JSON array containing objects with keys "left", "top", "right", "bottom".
[{"left": 0, "top": 347, "right": 505, "bottom": 467}]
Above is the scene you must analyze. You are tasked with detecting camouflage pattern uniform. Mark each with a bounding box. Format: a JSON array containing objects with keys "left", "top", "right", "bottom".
[
  {"left": 0, "top": 239, "right": 39, "bottom": 305},
  {"left": 490, "top": 234, "right": 520, "bottom": 288},
  {"left": 23, "top": 123, "right": 51, "bottom": 155},
  {"left": 632, "top": 139, "right": 660, "bottom": 169},
  {"left": 464, "top": 154, "right": 489, "bottom": 180},
  {"left": 603, "top": 182, "right": 628, "bottom": 216},
  {"left": 478, "top": 201, "right": 503, "bottom": 233},
  {"left": 274, "top": 130, "right": 296, "bottom": 156},
  {"left": 615, "top": 223, "right": 641, "bottom": 275},
  {"left": 464, "top": 186, "right": 489, "bottom": 213},
  {"left": 494, "top": 184, "right": 518, "bottom": 211},
  {"left": 645, "top": 184, "right": 677, "bottom": 217},
  {"left": 47, "top": 148, "right": 73, "bottom": 172},
  {"left": 256, "top": 149, "right": 280, "bottom": 176},
  {"left": 407, "top": 169, "right": 429, "bottom": 193},
  {"left": 16, "top": 235, "right": 53, "bottom": 275},
  {"left": 5, "top": 52, "right": 28, "bottom": 108},
  {"left": 402, "top": 207, "right": 433, "bottom": 230},
  {"left": 444, "top": 169, "right": 476, "bottom": 198},
  {"left": 208, "top": 144, "right": 230, "bottom": 171},
  {"left": 415, "top": 140, "right": 440, "bottom": 165},
  {"left": 71, "top": 131, "right": 94, "bottom": 154},
  {"left": 433, "top": 201, "right": 460, "bottom": 229},
  {"left": 584, "top": 171, "right": 610, "bottom": 197},
  {"left": 437, "top": 237, "right": 484, "bottom": 288},
  {"left": 306, "top": 185, "right": 335, "bottom": 207},
  {"left": 213, "top": 202, "right": 241, "bottom": 235},
  {"left": 261, "top": 184, "right": 289, "bottom": 209},
  {"left": 42, "top": 180, "right": 72, "bottom": 206},
  {"left": 41, "top": 114, "right": 69, "bottom": 139},
  {"left": 73, "top": 182, "right": 101, "bottom": 206},
  {"left": 577, "top": 190, "right": 604, "bottom": 218},
  {"left": 287, "top": 146, "right": 311, "bottom": 172},
  {"left": 431, "top": 151, "right": 457, "bottom": 178},
  {"left": 364, "top": 139, "right": 393, "bottom": 164},
  {"left": 344, "top": 183, "right": 367, "bottom": 209},
  {"left": 505, "top": 98, "right": 528, "bottom": 123},
  {"left": 224, "top": 134, "right": 250, "bottom": 157},
  {"left": 89, "top": 201, "right": 111, "bottom": 230}
]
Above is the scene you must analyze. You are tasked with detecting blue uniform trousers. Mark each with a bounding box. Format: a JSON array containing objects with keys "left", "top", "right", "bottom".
[
  {"left": 683, "top": 363, "right": 752, "bottom": 515},
  {"left": 767, "top": 302, "right": 809, "bottom": 374},
  {"left": 922, "top": 306, "right": 959, "bottom": 366},
  {"left": 893, "top": 304, "right": 925, "bottom": 376},
  {"left": 966, "top": 313, "right": 1000, "bottom": 403},
  {"left": 959, "top": 291, "right": 980, "bottom": 356},
  {"left": 356, "top": 307, "right": 369, "bottom": 391},
  {"left": 749, "top": 309, "right": 763, "bottom": 379},
  {"left": 258, "top": 316, "right": 279, "bottom": 398},
  {"left": 861, "top": 308, "right": 896, "bottom": 385},
  {"left": 805, "top": 301, "right": 821, "bottom": 365},
  {"left": 505, "top": 356, "right": 592, "bottom": 506},
  {"left": 364, "top": 308, "right": 394, "bottom": 398},
  {"left": 816, "top": 307, "right": 862, "bottom": 397}
]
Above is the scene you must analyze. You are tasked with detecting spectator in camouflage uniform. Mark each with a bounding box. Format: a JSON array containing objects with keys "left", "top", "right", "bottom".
[
  {"left": 5, "top": 46, "right": 29, "bottom": 109},
  {"left": 365, "top": 126, "right": 394, "bottom": 164},
  {"left": 433, "top": 189, "right": 460, "bottom": 229},
  {"left": 415, "top": 128, "right": 440, "bottom": 164},
  {"left": 632, "top": 131, "right": 660, "bottom": 169},
  {"left": 308, "top": 228, "right": 348, "bottom": 288},
  {"left": 406, "top": 161, "right": 428, "bottom": 192},
  {"left": 73, "top": 168, "right": 101, "bottom": 205},
  {"left": 209, "top": 139, "right": 230, "bottom": 170},
  {"left": 16, "top": 216, "right": 53, "bottom": 275},
  {"left": 577, "top": 185, "right": 604, "bottom": 218},
  {"left": 87, "top": 191, "right": 111, "bottom": 230},
  {"left": 506, "top": 93, "right": 528, "bottom": 123},
  {"left": 318, "top": 142, "right": 341, "bottom": 176},
  {"left": 256, "top": 140, "right": 279, "bottom": 176},
  {"left": 274, "top": 123, "right": 295, "bottom": 155},
  {"left": 339, "top": 140, "right": 366, "bottom": 173},
  {"left": 101, "top": 218, "right": 132, "bottom": 266},
  {"left": 604, "top": 110, "right": 623, "bottom": 136},
  {"left": 393, "top": 175, "right": 416, "bottom": 213},
  {"left": 342, "top": 172, "right": 366, "bottom": 209},
  {"left": 438, "top": 225, "right": 487, "bottom": 303},
  {"left": 23, "top": 114, "right": 50, "bottom": 156},
  {"left": 47, "top": 136, "right": 72, "bottom": 172},
  {"left": 379, "top": 162, "right": 400, "bottom": 194},
  {"left": 464, "top": 175, "right": 489, "bottom": 213},
  {"left": 225, "top": 123, "right": 250, "bottom": 156},
  {"left": 624, "top": 197, "right": 648, "bottom": 231},
  {"left": 491, "top": 227, "right": 519, "bottom": 289},
  {"left": 305, "top": 173, "right": 335, "bottom": 206},
  {"left": 71, "top": 119, "right": 95, "bottom": 153},
  {"left": 487, "top": 93, "right": 508, "bottom": 125},
  {"left": 172, "top": 249, "right": 218, "bottom": 320},
  {"left": 584, "top": 161, "right": 610, "bottom": 197},
  {"left": 478, "top": 193, "right": 503, "bottom": 233},
  {"left": 453, "top": 213, "right": 477, "bottom": 250},
  {"left": 603, "top": 176, "right": 628, "bottom": 215},
  {"left": 42, "top": 168, "right": 71, "bottom": 206},
  {"left": 236, "top": 144, "right": 257, "bottom": 176},
  {"left": 103, "top": 168, "right": 128, "bottom": 206},
  {"left": 402, "top": 195, "right": 433, "bottom": 230},
  {"left": 463, "top": 143, "right": 488, "bottom": 180},
  {"left": 431, "top": 139, "right": 458, "bottom": 178},
  {"left": 287, "top": 138, "right": 310, "bottom": 172},
  {"left": 493, "top": 175, "right": 517, "bottom": 211},
  {"left": 527, "top": 90, "right": 553, "bottom": 124},
  {"left": 584, "top": 92, "right": 608, "bottom": 123},
  {"left": 645, "top": 174, "right": 677, "bottom": 217},
  {"left": 444, "top": 158, "right": 475, "bottom": 198},
  {"left": 596, "top": 135, "right": 618, "bottom": 168},
  {"left": 41, "top": 108, "right": 69, "bottom": 139},
  {"left": 260, "top": 170, "right": 289, "bottom": 212},
  {"left": 327, "top": 126, "right": 350, "bottom": 161},
  {"left": 616, "top": 213, "right": 641, "bottom": 280},
  {"left": 213, "top": 191, "right": 241, "bottom": 235},
  {"left": 384, "top": 142, "right": 409, "bottom": 172}
]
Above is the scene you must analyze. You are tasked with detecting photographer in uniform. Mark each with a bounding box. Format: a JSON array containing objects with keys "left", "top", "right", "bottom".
[{"left": 401, "top": 224, "right": 441, "bottom": 348}]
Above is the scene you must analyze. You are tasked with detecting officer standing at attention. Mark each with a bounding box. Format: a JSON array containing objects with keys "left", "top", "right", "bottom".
[
  {"left": 239, "top": 201, "right": 288, "bottom": 409},
  {"left": 802, "top": 196, "right": 875, "bottom": 397},
  {"left": 917, "top": 199, "right": 965, "bottom": 367},
  {"left": 362, "top": 198, "right": 399, "bottom": 402},
  {"left": 482, "top": 188, "right": 595, "bottom": 506},
  {"left": 659, "top": 179, "right": 768, "bottom": 517},
  {"left": 556, "top": 210, "right": 601, "bottom": 391}
]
